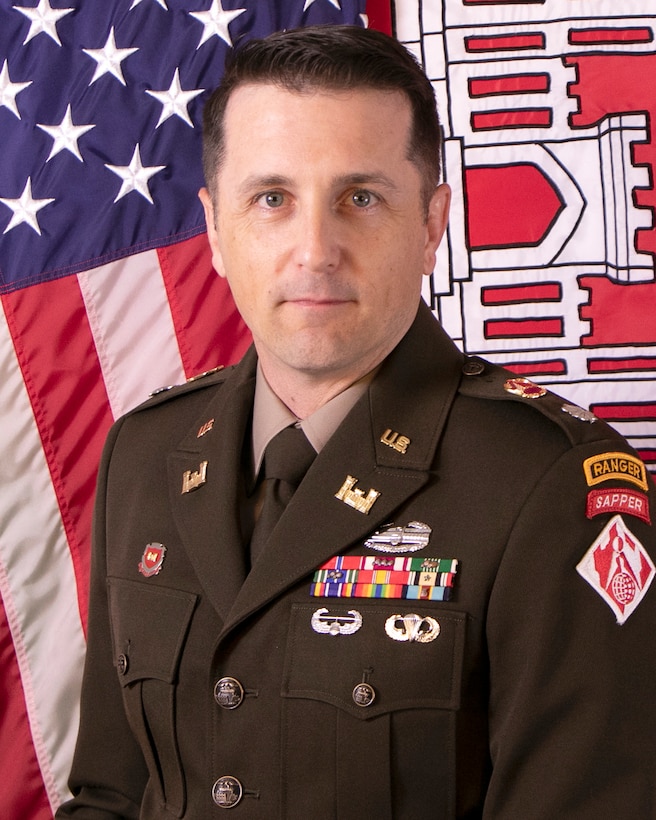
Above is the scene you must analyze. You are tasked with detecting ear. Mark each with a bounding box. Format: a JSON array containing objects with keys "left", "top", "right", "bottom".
[
  {"left": 198, "top": 187, "right": 226, "bottom": 278},
  {"left": 423, "top": 183, "right": 451, "bottom": 276}
]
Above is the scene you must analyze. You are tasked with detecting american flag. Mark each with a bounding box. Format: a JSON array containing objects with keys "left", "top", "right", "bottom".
[
  {"left": 2, "top": 0, "right": 655, "bottom": 817},
  {"left": 0, "top": 1, "right": 390, "bottom": 816}
]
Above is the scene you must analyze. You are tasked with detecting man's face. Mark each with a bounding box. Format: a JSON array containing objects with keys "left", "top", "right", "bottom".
[{"left": 200, "top": 83, "right": 449, "bottom": 390}]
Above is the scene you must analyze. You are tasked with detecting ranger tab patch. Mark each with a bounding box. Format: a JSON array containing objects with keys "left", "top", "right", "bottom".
[
  {"left": 577, "top": 515, "right": 655, "bottom": 624},
  {"left": 583, "top": 452, "right": 648, "bottom": 492}
]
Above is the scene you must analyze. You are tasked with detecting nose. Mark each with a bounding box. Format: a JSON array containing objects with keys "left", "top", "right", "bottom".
[{"left": 293, "top": 200, "right": 340, "bottom": 273}]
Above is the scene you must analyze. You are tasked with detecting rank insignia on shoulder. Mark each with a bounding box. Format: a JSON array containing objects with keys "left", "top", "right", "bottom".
[
  {"left": 310, "top": 554, "right": 458, "bottom": 601},
  {"left": 186, "top": 365, "right": 224, "bottom": 382},
  {"left": 503, "top": 377, "right": 547, "bottom": 399},
  {"left": 562, "top": 403, "right": 596, "bottom": 423},
  {"left": 139, "top": 543, "right": 166, "bottom": 577},
  {"left": 576, "top": 515, "right": 655, "bottom": 624},
  {"left": 586, "top": 488, "right": 650, "bottom": 524},
  {"left": 311, "top": 607, "right": 362, "bottom": 636},
  {"left": 364, "top": 521, "right": 431, "bottom": 553},
  {"left": 583, "top": 452, "right": 648, "bottom": 492}
]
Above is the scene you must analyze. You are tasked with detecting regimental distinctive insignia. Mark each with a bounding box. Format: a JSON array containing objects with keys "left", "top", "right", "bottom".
[
  {"left": 138, "top": 543, "right": 166, "bottom": 577},
  {"left": 311, "top": 607, "right": 363, "bottom": 636},
  {"left": 587, "top": 488, "right": 651, "bottom": 524},
  {"left": 197, "top": 419, "right": 214, "bottom": 438},
  {"left": 380, "top": 428, "right": 411, "bottom": 454},
  {"left": 576, "top": 515, "right": 655, "bottom": 624},
  {"left": 310, "top": 555, "right": 458, "bottom": 600},
  {"left": 583, "top": 452, "right": 648, "bottom": 492},
  {"left": 562, "top": 403, "right": 596, "bottom": 423},
  {"left": 181, "top": 460, "right": 208, "bottom": 494},
  {"left": 335, "top": 475, "right": 380, "bottom": 515},
  {"left": 364, "top": 521, "right": 432, "bottom": 553},
  {"left": 503, "top": 377, "right": 547, "bottom": 399},
  {"left": 385, "top": 613, "right": 441, "bottom": 643}
]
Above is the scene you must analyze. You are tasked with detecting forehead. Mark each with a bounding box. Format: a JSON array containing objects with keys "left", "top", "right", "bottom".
[{"left": 219, "top": 82, "right": 413, "bottom": 166}]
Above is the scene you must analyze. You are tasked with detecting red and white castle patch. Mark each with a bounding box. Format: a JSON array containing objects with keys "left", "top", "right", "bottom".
[{"left": 577, "top": 515, "right": 655, "bottom": 624}]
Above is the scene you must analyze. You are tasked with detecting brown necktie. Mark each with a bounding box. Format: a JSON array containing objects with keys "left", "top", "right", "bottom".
[{"left": 249, "top": 425, "right": 316, "bottom": 564}]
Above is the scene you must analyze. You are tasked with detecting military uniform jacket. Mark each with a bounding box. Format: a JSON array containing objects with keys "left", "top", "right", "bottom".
[{"left": 58, "top": 303, "right": 656, "bottom": 819}]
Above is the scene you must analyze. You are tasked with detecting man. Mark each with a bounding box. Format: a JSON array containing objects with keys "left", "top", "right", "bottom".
[{"left": 57, "top": 25, "right": 656, "bottom": 819}]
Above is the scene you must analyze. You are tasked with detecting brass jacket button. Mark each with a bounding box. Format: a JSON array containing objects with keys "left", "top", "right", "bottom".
[
  {"left": 212, "top": 775, "right": 243, "bottom": 808},
  {"left": 214, "top": 677, "right": 245, "bottom": 710}
]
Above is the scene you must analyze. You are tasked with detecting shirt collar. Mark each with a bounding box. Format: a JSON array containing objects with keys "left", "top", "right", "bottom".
[{"left": 251, "top": 363, "right": 375, "bottom": 475}]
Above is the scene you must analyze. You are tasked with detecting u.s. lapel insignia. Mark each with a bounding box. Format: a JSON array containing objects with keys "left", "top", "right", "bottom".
[
  {"left": 380, "top": 428, "right": 411, "bottom": 454},
  {"left": 365, "top": 521, "right": 431, "bottom": 553},
  {"left": 385, "top": 613, "right": 441, "bottom": 643},
  {"left": 335, "top": 475, "right": 380, "bottom": 514},
  {"left": 139, "top": 543, "right": 166, "bottom": 577},
  {"left": 576, "top": 514, "right": 655, "bottom": 624},
  {"left": 181, "top": 460, "right": 208, "bottom": 494},
  {"left": 197, "top": 419, "right": 214, "bottom": 437},
  {"left": 311, "top": 607, "right": 362, "bottom": 636}
]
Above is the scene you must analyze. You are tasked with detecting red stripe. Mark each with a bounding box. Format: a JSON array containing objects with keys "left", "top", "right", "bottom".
[
  {"left": 569, "top": 27, "right": 652, "bottom": 46},
  {"left": 472, "top": 108, "right": 552, "bottom": 130},
  {"left": 588, "top": 358, "right": 656, "bottom": 374},
  {"left": 592, "top": 404, "right": 656, "bottom": 422},
  {"left": 485, "top": 318, "right": 563, "bottom": 338},
  {"left": 469, "top": 73, "right": 550, "bottom": 96},
  {"left": 365, "top": 0, "right": 393, "bottom": 35},
  {"left": 482, "top": 283, "right": 561, "bottom": 305},
  {"left": 2, "top": 279, "right": 114, "bottom": 630},
  {"left": 504, "top": 359, "right": 567, "bottom": 376},
  {"left": 466, "top": 33, "right": 545, "bottom": 52},
  {"left": 0, "top": 599, "right": 52, "bottom": 820},
  {"left": 157, "top": 234, "right": 251, "bottom": 379}
]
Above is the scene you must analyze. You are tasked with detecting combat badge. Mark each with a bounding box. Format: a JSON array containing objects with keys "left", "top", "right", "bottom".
[
  {"left": 139, "top": 542, "right": 166, "bottom": 577},
  {"left": 364, "top": 521, "right": 431, "bottom": 553},
  {"left": 576, "top": 514, "right": 655, "bottom": 624}
]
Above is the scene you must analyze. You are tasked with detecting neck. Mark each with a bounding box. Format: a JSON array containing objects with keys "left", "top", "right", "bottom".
[{"left": 258, "top": 364, "right": 372, "bottom": 419}]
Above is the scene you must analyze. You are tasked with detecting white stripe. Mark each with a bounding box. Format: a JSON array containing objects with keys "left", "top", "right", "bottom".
[
  {"left": 78, "top": 250, "right": 185, "bottom": 420},
  {"left": 0, "top": 303, "right": 86, "bottom": 811}
]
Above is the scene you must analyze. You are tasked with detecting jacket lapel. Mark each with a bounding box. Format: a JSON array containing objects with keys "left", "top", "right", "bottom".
[
  {"left": 222, "top": 303, "right": 464, "bottom": 635},
  {"left": 167, "top": 348, "right": 257, "bottom": 622}
]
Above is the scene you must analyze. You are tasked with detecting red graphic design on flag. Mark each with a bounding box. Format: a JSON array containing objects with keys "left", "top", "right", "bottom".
[
  {"left": 396, "top": 2, "right": 656, "bottom": 473},
  {"left": 577, "top": 515, "right": 655, "bottom": 623}
]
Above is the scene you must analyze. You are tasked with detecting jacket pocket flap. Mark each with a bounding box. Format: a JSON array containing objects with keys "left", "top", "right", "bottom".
[
  {"left": 108, "top": 577, "right": 197, "bottom": 685},
  {"left": 282, "top": 602, "right": 466, "bottom": 720}
]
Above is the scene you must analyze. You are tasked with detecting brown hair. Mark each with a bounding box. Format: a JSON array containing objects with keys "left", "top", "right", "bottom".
[{"left": 202, "top": 25, "right": 443, "bottom": 210}]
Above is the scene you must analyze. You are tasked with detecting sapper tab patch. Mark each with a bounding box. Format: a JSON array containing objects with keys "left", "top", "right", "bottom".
[
  {"left": 576, "top": 515, "right": 655, "bottom": 624},
  {"left": 586, "top": 488, "right": 651, "bottom": 524},
  {"left": 583, "top": 451, "right": 648, "bottom": 492},
  {"left": 310, "top": 555, "right": 458, "bottom": 601}
]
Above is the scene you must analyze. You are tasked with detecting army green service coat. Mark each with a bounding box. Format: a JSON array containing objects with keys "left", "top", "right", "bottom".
[{"left": 57, "top": 302, "right": 656, "bottom": 819}]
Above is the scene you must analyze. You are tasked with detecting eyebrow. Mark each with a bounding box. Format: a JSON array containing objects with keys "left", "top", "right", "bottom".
[{"left": 237, "top": 171, "right": 400, "bottom": 198}]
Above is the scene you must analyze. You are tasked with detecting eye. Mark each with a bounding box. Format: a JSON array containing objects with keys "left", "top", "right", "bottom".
[
  {"left": 257, "top": 191, "right": 285, "bottom": 208},
  {"left": 351, "top": 189, "right": 372, "bottom": 208}
]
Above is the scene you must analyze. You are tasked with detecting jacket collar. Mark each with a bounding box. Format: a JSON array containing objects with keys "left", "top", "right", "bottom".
[{"left": 168, "top": 302, "right": 464, "bottom": 631}]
